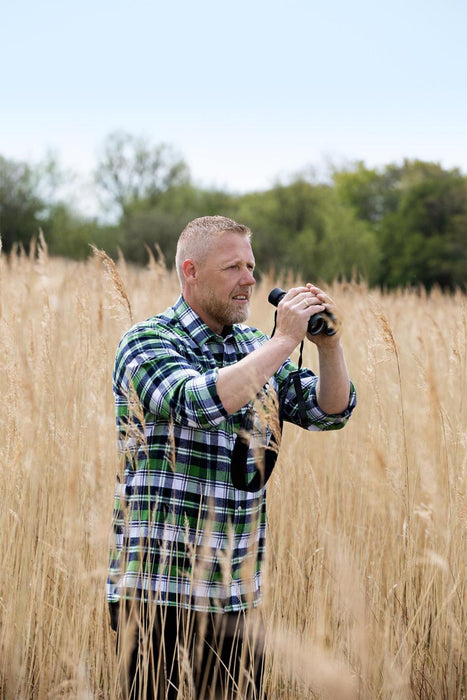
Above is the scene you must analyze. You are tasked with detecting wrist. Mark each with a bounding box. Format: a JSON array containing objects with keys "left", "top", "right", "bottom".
[
  {"left": 311, "top": 333, "right": 342, "bottom": 349},
  {"left": 315, "top": 338, "right": 344, "bottom": 356},
  {"left": 270, "top": 331, "right": 301, "bottom": 358}
]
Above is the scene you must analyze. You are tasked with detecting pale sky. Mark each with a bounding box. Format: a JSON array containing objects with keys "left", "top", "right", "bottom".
[{"left": 2, "top": 0, "right": 466, "bottom": 213}]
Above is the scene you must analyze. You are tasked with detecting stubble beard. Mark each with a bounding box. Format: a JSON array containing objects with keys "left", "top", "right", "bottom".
[{"left": 203, "top": 288, "right": 250, "bottom": 328}]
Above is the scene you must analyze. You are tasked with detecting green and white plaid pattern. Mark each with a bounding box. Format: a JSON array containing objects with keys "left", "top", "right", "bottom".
[{"left": 107, "top": 295, "right": 356, "bottom": 612}]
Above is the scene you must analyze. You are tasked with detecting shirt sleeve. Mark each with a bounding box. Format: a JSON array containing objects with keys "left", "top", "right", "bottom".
[
  {"left": 114, "top": 329, "right": 230, "bottom": 430},
  {"left": 274, "top": 360, "right": 357, "bottom": 431}
]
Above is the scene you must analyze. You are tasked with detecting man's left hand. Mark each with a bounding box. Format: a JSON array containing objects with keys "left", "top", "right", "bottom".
[{"left": 304, "top": 284, "right": 342, "bottom": 346}]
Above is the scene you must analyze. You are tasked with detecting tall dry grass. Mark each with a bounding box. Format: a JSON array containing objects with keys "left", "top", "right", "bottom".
[{"left": 0, "top": 243, "right": 465, "bottom": 699}]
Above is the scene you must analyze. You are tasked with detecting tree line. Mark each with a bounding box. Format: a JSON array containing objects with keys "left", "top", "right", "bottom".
[{"left": 1, "top": 130, "right": 466, "bottom": 290}]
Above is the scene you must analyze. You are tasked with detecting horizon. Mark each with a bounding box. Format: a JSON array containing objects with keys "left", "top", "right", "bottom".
[{"left": 2, "top": 0, "right": 466, "bottom": 216}]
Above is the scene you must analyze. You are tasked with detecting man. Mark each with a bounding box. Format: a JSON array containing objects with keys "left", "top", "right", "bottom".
[{"left": 107, "top": 215, "right": 356, "bottom": 698}]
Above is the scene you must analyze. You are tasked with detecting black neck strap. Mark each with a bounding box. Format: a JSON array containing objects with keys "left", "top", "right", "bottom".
[{"left": 230, "top": 315, "right": 307, "bottom": 491}]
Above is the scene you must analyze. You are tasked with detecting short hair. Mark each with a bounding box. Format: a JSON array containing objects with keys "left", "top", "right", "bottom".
[{"left": 175, "top": 215, "right": 251, "bottom": 286}]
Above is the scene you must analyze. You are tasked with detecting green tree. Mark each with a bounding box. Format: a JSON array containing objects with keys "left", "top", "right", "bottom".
[
  {"left": 318, "top": 195, "right": 380, "bottom": 284},
  {"left": 0, "top": 152, "right": 97, "bottom": 258},
  {"left": 0, "top": 156, "right": 46, "bottom": 252},
  {"left": 94, "top": 131, "right": 191, "bottom": 219},
  {"left": 380, "top": 167, "right": 467, "bottom": 289},
  {"left": 333, "top": 161, "right": 401, "bottom": 223},
  {"left": 333, "top": 159, "right": 467, "bottom": 289},
  {"left": 232, "top": 175, "right": 380, "bottom": 285},
  {"left": 116, "top": 184, "right": 238, "bottom": 265},
  {"left": 44, "top": 203, "right": 123, "bottom": 260}
]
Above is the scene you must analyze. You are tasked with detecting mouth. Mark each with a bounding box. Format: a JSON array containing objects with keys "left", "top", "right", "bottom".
[{"left": 232, "top": 294, "right": 250, "bottom": 303}]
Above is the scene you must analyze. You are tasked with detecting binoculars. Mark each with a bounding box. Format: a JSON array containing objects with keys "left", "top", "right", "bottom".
[{"left": 268, "top": 287, "right": 337, "bottom": 336}]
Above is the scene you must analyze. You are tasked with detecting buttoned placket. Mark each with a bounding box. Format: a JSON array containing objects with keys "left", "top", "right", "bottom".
[{"left": 204, "top": 333, "right": 253, "bottom": 519}]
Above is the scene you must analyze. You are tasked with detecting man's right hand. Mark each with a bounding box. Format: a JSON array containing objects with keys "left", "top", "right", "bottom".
[{"left": 273, "top": 286, "right": 326, "bottom": 346}]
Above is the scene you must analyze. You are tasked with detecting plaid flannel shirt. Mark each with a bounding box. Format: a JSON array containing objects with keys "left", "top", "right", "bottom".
[{"left": 107, "top": 295, "right": 356, "bottom": 612}]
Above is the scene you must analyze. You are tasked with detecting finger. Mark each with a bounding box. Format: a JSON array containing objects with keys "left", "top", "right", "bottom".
[
  {"left": 315, "top": 290, "right": 335, "bottom": 306},
  {"left": 306, "top": 283, "right": 325, "bottom": 295},
  {"left": 282, "top": 286, "right": 311, "bottom": 302},
  {"left": 283, "top": 286, "right": 327, "bottom": 314},
  {"left": 306, "top": 284, "right": 333, "bottom": 304},
  {"left": 298, "top": 294, "right": 325, "bottom": 311},
  {"left": 282, "top": 288, "right": 317, "bottom": 307}
]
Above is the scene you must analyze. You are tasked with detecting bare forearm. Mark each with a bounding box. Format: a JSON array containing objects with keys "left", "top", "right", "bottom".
[
  {"left": 217, "top": 285, "right": 351, "bottom": 416},
  {"left": 315, "top": 342, "right": 351, "bottom": 414},
  {"left": 217, "top": 335, "right": 296, "bottom": 414}
]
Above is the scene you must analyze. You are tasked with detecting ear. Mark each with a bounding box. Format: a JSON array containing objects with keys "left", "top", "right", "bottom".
[{"left": 181, "top": 259, "right": 198, "bottom": 285}]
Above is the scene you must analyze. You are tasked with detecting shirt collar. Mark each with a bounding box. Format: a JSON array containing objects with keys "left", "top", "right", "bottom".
[{"left": 172, "top": 295, "right": 240, "bottom": 348}]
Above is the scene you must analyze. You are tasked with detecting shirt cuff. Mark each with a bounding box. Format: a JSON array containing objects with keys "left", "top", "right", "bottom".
[{"left": 305, "top": 381, "right": 357, "bottom": 431}]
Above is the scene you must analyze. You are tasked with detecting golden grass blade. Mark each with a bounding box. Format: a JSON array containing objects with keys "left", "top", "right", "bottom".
[{"left": 91, "top": 244, "right": 133, "bottom": 324}]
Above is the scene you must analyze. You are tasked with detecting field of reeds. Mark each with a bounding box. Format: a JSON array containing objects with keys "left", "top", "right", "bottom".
[{"left": 0, "top": 239, "right": 465, "bottom": 699}]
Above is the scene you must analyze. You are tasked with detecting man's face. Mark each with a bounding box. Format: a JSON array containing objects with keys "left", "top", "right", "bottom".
[{"left": 191, "top": 232, "right": 256, "bottom": 333}]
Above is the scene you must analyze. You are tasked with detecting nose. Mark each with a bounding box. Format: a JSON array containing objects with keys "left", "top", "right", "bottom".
[{"left": 241, "top": 268, "right": 256, "bottom": 286}]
